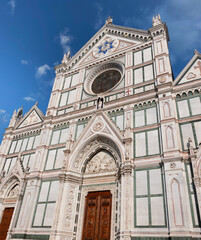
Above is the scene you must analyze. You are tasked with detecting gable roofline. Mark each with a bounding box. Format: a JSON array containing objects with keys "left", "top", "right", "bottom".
[
  {"left": 55, "top": 23, "right": 151, "bottom": 71},
  {"left": 173, "top": 51, "right": 201, "bottom": 86},
  {"left": 15, "top": 103, "right": 45, "bottom": 129}
]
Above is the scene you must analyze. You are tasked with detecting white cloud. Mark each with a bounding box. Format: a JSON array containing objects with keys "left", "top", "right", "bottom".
[
  {"left": 35, "top": 64, "right": 51, "bottom": 78},
  {"left": 59, "top": 29, "right": 72, "bottom": 53},
  {"left": 94, "top": 3, "right": 105, "bottom": 30},
  {"left": 8, "top": 0, "right": 16, "bottom": 14},
  {"left": 24, "top": 96, "right": 35, "bottom": 101},
  {"left": 0, "top": 110, "right": 9, "bottom": 123},
  {"left": 21, "top": 59, "right": 29, "bottom": 65},
  {"left": 0, "top": 109, "right": 6, "bottom": 114}
]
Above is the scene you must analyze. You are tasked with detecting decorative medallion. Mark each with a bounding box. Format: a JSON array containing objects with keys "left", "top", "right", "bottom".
[
  {"left": 93, "top": 121, "right": 104, "bottom": 132},
  {"left": 93, "top": 38, "right": 119, "bottom": 58}
]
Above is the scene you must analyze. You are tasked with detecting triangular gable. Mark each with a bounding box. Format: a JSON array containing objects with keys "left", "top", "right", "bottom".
[
  {"left": 72, "top": 111, "right": 124, "bottom": 152},
  {"left": 174, "top": 52, "right": 201, "bottom": 86},
  {"left": 16, "top": 104, "right": 44, "bottom": 129},
  {"left": 69, "top": 111, "right": 124, "bottom": 172},
  {"left": 55, "top": 23, "right": 150, "bottom": 71},
  {"left": 79, "top": 35, "right": 138, "bottom": 66},
  {"left": 0, "top": 160, "right": 25, "bottom": 194}
]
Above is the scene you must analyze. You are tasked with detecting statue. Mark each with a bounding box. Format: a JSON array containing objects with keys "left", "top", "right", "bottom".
[
  {"left": 62, "top": 50, "right": 71, "bottom": 64},
  {"left": 106, "top": 16, "right": 113, "bottom": 25},
  {"left": 16, "top": 106, "right": 23, "bottom": 120}
]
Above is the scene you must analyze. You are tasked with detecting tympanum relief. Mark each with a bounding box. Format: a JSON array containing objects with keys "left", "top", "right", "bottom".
[{"left": 85, "top": 151, "right": 116, "bottom": 173}]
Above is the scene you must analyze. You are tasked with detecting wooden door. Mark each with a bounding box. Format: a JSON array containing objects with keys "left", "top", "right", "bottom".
[
  {"left": 0, "top": 208, "right": 14, "bottom": 240},
  {"left": 82, "top": 191, "right": 112, "bottom": 240}
]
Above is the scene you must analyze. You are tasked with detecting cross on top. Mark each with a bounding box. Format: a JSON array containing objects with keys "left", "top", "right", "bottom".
[{"left": 194, "top": 61, "right": 201, "bottom": 75}]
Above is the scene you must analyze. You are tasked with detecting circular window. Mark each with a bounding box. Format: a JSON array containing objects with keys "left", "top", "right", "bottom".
[
  {"left": 84, "top": 61, "right": 124, "bottom": 95},
  {"left": 91, "top": 70, "right": 121, "bottom": 94}
]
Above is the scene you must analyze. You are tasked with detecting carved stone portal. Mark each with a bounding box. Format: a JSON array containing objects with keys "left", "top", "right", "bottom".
[{"left": 85, "top": 151, "right": 116, "bottom": 173}]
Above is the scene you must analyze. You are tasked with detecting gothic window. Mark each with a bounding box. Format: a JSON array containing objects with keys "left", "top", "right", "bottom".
[
  {"left": 134, "top": 129, "right": 160, "bottom": 157},
  {"left": 134, "top": 167, "right": 166, "bottom": 227},
  {"left": 133, "top": 64, "right": 154, "bottom": 85},
  {"left": 176, "top": 94, "right": 201, "bottom": 119},
  {"left": 21, "top": 153, "right": 35, "bottom": 171},
  {"left": 75, "top": 118, "right": 89, "bottom": 140},
  {"left": 63, "top": 73, "right": 79, "bottom": 90},
  {"left": 8, "top": 134, "right": 40, "bottom": 154},
  {"left": 3, "top": 157, "right": 17, "bottom": 174},
  {"left": 50, "top": 124, "right": 69, "bottom": 146},
  {"left": 44, "top": 147, "right": 65, "bottom": 171},
  {"left": 133, "top": 48, "right": 152, "bottom": 66},
  {"left": 108, "top": 109, "right": 124, "bottom": 130},
  {"left": 32, "top": 180, "right": 59, "bottom": 227},
  {"left": 134, "top": 105, "right": 157, "bottom": 128},
  {"left": 180, "top": 121, "right": 201, "bottom": 150},
  {"left": 59, "top": 89, "right": 76, "bottom": 107}
]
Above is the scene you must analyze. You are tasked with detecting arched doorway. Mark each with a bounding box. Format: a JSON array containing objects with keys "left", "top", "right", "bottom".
[
  {"left": 0, "top": 179, "right": 20, "bottom": 240},
  {"left": 76, "top": 147, "right": 120, "bottom": 240}
]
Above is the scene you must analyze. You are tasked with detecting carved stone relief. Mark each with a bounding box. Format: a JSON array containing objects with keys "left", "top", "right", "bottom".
[
  {"left": 7, "top": 184, "right": 19, "bottom": 198},
  {"left": 64, "top": 186, "right": 76, "bottom": 229},
  {"left": 85, "top": 151, "right": 116, "bottom": 173}
]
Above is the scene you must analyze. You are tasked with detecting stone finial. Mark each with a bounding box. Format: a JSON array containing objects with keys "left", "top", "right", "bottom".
[
  {"left": 194, "top": 49, "right": 199, "bottom": 55},
  {"left": 106, "top": 16, "right": 113, "bottom": 25},
  {"left": 16, "top": 106, "right": 23, "bottom": 120},
  {"left": 152, "top": 14, "right": 162, "bottom": 26},
  {"left": 62, "top": 53, "right": 67, "bottom": 64},
  {"left": 66, "top": 50, "right": 71, "bottom": 60},
  {"left": 62, "top": 50, "right": 71, "bottom": 64}
]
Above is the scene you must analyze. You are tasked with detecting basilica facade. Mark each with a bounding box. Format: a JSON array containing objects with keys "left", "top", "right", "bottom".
[{"left": 0, "top": 15, "right": 201, "bottom": 240}]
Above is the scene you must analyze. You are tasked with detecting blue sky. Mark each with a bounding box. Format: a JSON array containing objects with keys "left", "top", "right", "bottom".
[{"left": 0, "top": 0, "right": 201, "bottom": 141}]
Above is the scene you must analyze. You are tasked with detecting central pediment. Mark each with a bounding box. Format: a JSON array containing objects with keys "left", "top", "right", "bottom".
[{"left": 55, "top": 23, "right": 151, "bottom": 71}]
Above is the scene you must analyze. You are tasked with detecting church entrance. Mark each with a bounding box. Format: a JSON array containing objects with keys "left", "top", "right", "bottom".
[
  {"left": 0, "top": 207, "right": 14, "bottom": 240},
  {"left": 82, "top": 191, "right": 112, "bottom": 240}
]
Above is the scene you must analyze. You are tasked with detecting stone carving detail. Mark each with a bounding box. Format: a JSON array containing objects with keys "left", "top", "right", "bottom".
[
  {"left": 152, "top": 14, "right": 162, "bottom": 26},
  {"left": 170, "top": 163, "right": 176, "bottom": 169},
  {"left": 65, "top": 187, "right": 75, "bottom": 229},
  {"left": 85, "top": 151, "right": 116, "bottom": 173},
  {"left": 159, "top": 76, "right": 166, "bottom": 83},
  {"left": 194, "top": 61, "right": 201, "bottom": 75},
  {"left": 74, "top": 138, "right": 101, "bottom": 169},
  {"left": 92, "top": 121, "right": 104, "bottom": 132},
  {"left": 7, "top": 184, "right": 19, "bottom": 198},
  {"left": 187, "top": 72, "right": 196, "bottom": 80}
]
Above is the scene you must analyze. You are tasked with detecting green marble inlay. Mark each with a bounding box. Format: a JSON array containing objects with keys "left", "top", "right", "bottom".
[{"left": 11, "top": 234, "right": 49, "bottom": 240}]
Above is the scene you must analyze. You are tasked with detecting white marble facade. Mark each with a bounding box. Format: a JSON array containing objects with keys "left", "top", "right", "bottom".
[{"left": 0, "top": 15, "right": 201, "bottom": 240}]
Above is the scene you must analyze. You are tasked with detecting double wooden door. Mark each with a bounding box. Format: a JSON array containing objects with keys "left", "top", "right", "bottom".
[
  {"left": 0, "top": 207, "right": 14, "bottom": 240},
  {"left": 82, "top": 191, "right": 112, "bottom": 240}
]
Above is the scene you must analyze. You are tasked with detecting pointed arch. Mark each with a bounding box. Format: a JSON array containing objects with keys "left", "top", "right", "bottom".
[
  {"left": 69, "top": 134, "right": 123, "bottom": 173},
  {"left": 163, "top": 102, "right": 171, "bottom": 118},
  {"left": 171, "top": 178, "right": 184, "bottom": 226},
  {"left": 166, "top": 125, "right": 175, "bottom": 149}
]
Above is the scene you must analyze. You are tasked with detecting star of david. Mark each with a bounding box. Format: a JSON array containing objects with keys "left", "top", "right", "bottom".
[{"left": 98, "top": 40, "right": 114, "bottom": 54}]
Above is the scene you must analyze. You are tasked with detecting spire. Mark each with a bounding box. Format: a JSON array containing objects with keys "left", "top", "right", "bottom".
[
  {"left": 106, "top": 16, "right": 113, "bottom": 25},
  {"left": 152, "top": 14, "right": 162, "bottom": 27}
]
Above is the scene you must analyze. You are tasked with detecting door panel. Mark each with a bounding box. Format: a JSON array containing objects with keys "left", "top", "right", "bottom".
[
  {"left": 82, "top": 191, "right": 112, "bottom": 240},
  {"left": 0, "top": 207, "right": 14, "bottom": 240}
]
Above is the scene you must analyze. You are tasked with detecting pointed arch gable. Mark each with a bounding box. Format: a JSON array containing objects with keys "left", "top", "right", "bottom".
[{"left": 69, "top": 134, "right": 123, "bottom": 173}]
